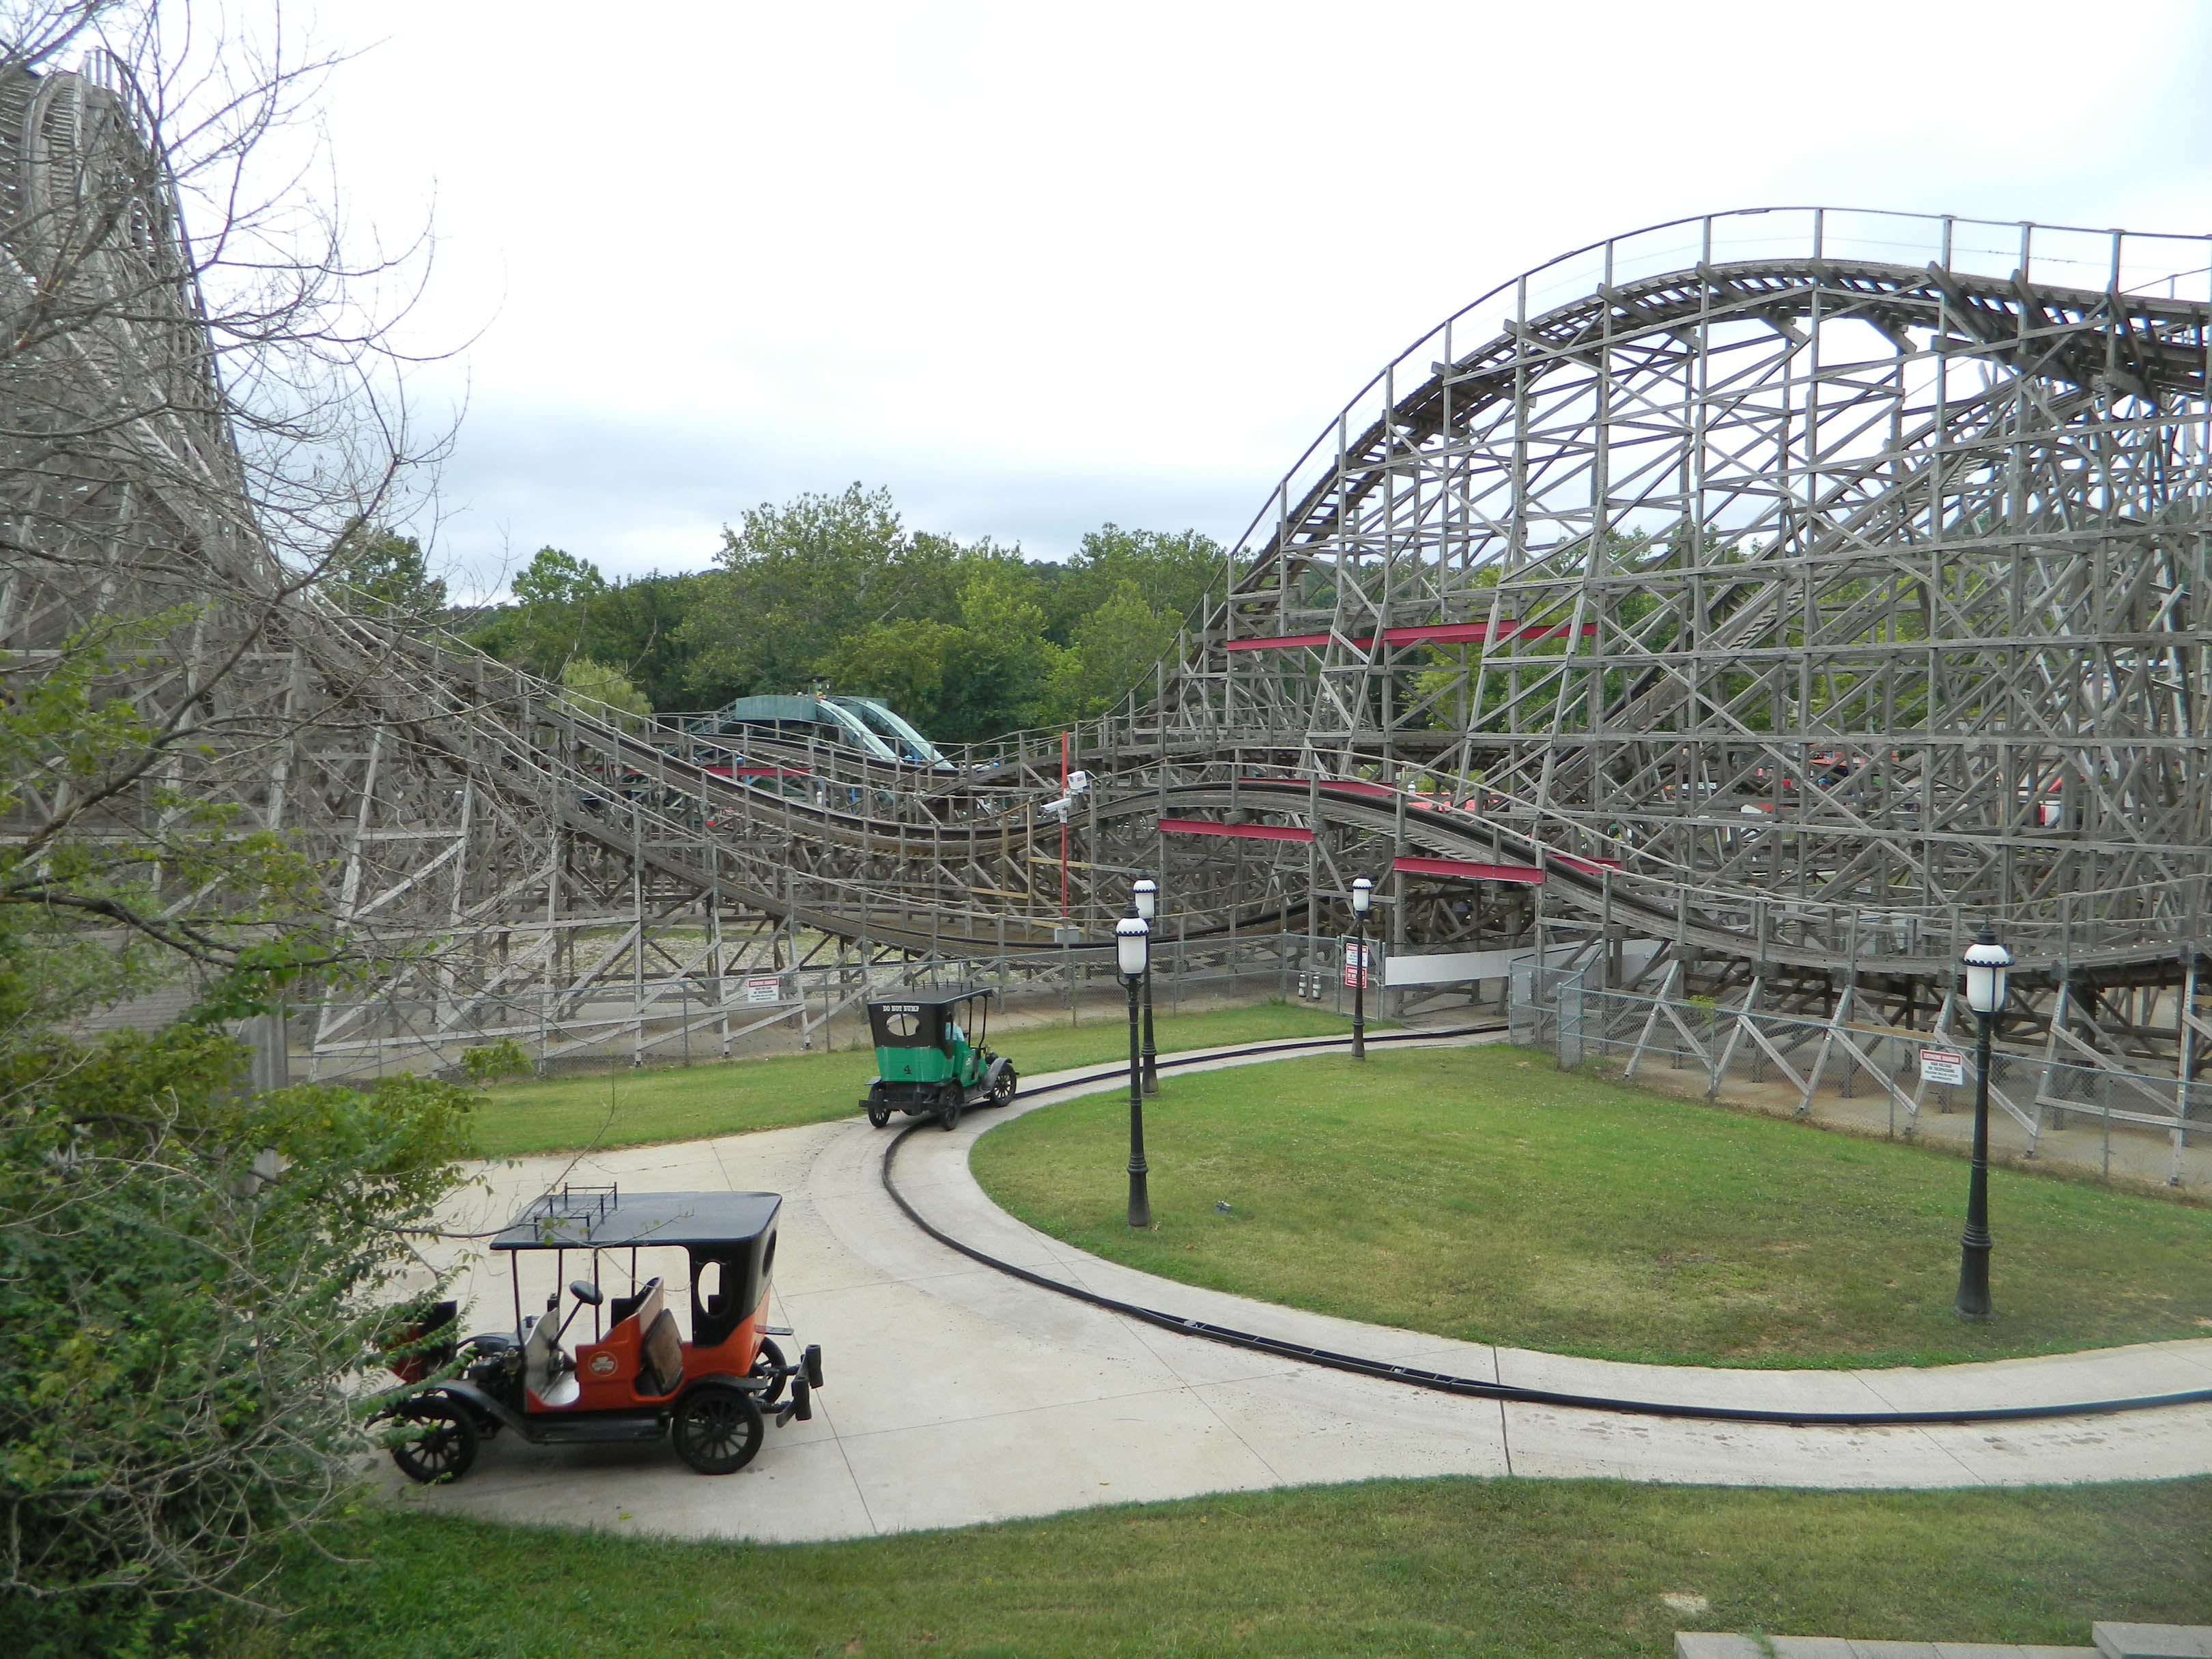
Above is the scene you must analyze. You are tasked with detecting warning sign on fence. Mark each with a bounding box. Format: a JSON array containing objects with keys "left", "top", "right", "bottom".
[
  {"left": 746, "top": 976, "right": 782, "bottom": 1005},
  {"left": 1919, "top": 1047, "right": 1966, "bottom": 1087}
]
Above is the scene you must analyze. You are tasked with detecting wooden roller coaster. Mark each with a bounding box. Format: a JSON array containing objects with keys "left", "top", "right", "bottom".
[{"left": 3, "top": 60, "right": 2205, "bottom": 1077}]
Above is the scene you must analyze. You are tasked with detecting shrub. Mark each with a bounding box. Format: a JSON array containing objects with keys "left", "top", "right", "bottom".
[{"left": 0, "top": 1021, "right": 474, "bottom": 1652}]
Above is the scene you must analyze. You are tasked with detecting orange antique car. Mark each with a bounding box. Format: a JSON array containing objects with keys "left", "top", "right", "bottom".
[{"left": 381, "top": 1186, "right": 821, "bottom": 1484}]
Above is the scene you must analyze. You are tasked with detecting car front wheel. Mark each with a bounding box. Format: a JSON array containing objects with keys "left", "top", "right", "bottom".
[{"left": 389, "top": 1395, "right": 479, "bottom": 1484}]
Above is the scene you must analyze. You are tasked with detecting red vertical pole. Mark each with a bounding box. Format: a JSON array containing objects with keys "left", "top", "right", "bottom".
[{"left": 1060, "top": 730, "right": 1070, "bottom": 920}]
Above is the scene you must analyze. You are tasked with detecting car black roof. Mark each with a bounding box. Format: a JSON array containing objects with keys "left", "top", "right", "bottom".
[
  {"left": 490, "top": 1189, "right": 780, "bottom": 1251},
  {"left": 863, "top": 987, "right": 993, "bottom": 1009}
]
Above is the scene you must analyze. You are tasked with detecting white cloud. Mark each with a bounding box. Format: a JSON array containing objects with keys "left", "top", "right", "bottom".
[{"left": 297, "top": 0, "right": 2212, "bottom": 593}]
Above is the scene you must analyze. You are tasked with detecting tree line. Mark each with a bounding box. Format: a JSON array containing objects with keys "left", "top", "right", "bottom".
[{"left": 371, "top": 483, "right": 1226, "bottom": 746}]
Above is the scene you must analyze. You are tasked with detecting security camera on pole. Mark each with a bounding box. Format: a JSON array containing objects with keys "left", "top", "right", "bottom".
[
  {"left": 1133, "top": 879, "right": 1159, "bottom": 1096},
  {"left": 1116, "top": 912, "right": 1152, "bottom": 1229},
  {"left": 1955, "top": 923, "right": 2012, "bottom": 1322},
  {"left": 1350, "top": 877, "right": 1374, "bottom": 1061}
]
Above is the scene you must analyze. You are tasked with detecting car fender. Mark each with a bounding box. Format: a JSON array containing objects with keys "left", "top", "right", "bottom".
[
  {"left": 397, "top": 1380, "right": 529, "bottom": 1438},
  {"left": 982, "top": 1055, "right": 1012, "bottom": 1092},
  {"left": 675, "top": 1375, "right": 763, "bottom": 1411}
]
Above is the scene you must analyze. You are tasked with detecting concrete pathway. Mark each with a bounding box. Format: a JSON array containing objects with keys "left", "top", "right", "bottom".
[
  {"left": 1678, "top": 1623, "right": 2212, "bottom": 1658},
  {"left": 388, "top": 1033, "right": 2212, "bottom": 1543}
]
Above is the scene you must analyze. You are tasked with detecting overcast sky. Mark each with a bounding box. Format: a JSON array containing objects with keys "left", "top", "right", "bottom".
[{"left": 292, "top": 0, "right": 2212, "bottom": 597}]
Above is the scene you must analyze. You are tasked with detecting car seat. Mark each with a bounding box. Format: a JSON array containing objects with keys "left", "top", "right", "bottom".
[{"left": 637, "top": 1308, "right": 685, "bottom": 1398}]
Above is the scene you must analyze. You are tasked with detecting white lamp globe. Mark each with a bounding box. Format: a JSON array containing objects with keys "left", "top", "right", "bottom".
[
  {"left": 1116, "top": 915, "right": 1150, "bottom": 978},
  {"left": 1350, "top": 877, "right": 1374, "bottom": 916},
  {"left": 1962, "top": 924, "right": 2012, "bottom": 1016},
  {"left": 1133, "top": 878, "right": 1157, "bottom": 921}
]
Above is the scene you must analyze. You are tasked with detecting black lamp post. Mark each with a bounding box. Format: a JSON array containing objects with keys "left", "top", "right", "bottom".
[
  {"left": 1116, "top": 913, "right": 1152, "bottom": 1228},
  {"left": 1350, "top": 877, "right": 1373, "bottom": 1061},
  {"left": 1955, "top": 922, "right": 2012, "bottom": 1321},
  {"left": 1133, "top": 878, "right": 1159, "bottom": 1096}
]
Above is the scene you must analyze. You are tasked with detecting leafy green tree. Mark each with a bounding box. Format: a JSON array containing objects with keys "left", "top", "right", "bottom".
[
  {"left": 468, "top": 556, "right": 727, "bottom": 713},
  {"left": 812, "top": 618, "right": 963, "bottom": 728},
  {"left": 495, "top": 541, "right": 606, "bottom": 677},
  {"left": 337, "top": 529, "right": 447, "bottom": 627},
  {"left": 678, "top": 485, "right": 1070, "bottom": 740},
  {"left": 481, "top": 487, "right": 1231, "bottom": 744},
  {"left": 585, "top": 571, "right": 731, "bottom": 711},
  {"left": 1040, "top": 524, "right": 1221, "bottom": 646},
  {"left": 468, "top": 546, "right": 606, "bottom": 679},
  {"left": 680, "top": 485, "right": 959, "bottom": 697},
  {"left": 811, "top": 566, "right": 1068, "bottom": 743},
  {"left": 1047, "top": 579, "right": 1178, "bottom": 718},
  {"left": 0, "top": 0, "right": 486, "bottom": 1634},
  {"left": 931, "top": 564, "right": 1067, "bottom": 741},
  {"left": 511, "top": 545, "right": 605, "bottom": 612},
  {"left": 558, "top": 657, "right": 651, "bottom": 726}
]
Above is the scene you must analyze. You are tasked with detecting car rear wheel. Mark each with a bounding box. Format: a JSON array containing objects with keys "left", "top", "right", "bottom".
[
  {"left": 866, "top": 1095, "right": 891, "bottom": 1129},
  {"left": 938, "top": 1088, "right": 962, "bottom": 1132},
  {"left": 750, "top": 1336, "right": 788, "bottom": 1405},
  {"left": 389, "top": 1395, "right": 479, "bottom": 1484},
  {"left": 672, "top": 1385, "right": 765, "bottom": 1475}
]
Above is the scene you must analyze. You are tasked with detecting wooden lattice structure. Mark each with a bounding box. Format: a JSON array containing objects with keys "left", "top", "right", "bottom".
[
  {"left": 2, "top": 66, "right": 2202, "bottom": 1075},
  {"left": 1172, "top": 210, "right": 2212, "bottom": 1045}
]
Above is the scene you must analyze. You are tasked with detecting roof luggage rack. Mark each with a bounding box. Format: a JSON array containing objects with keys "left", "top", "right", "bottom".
[{"left": 513, "top": 1183, "right": 618, "bottom": 1240}]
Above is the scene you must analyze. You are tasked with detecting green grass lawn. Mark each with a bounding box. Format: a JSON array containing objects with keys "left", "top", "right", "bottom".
[
  {"left": 971, "top": 1045, "right": 2212, "bottom": 1367},
  {"left": 469, "top": 1002, "right": 1377, "bottom": 1158},
  {"left": 232, "top": 1477, "right": 2211, "bottom": 1658}
]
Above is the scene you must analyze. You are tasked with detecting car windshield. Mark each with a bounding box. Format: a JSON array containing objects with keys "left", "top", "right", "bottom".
[{"left": 505, "top": 1243, "right": 693, "bottom": 1348}]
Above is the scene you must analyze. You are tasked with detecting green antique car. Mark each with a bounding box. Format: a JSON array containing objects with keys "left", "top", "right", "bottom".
[{"left": 860, "top": 987, "right": 1017, "bottom": 1131}]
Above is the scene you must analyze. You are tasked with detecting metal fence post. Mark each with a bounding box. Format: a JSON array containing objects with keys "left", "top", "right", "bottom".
[{"left": 1556, "top": 967, "right": 1586, "bottom": 1070}]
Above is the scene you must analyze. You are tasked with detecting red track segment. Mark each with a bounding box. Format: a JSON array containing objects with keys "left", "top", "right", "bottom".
[{"left": 1157, "top": 817, "right": 1316, "bottom": 845}]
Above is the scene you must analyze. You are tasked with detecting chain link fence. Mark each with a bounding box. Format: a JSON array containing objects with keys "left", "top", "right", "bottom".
[
  {"left": 1511, "top": 967, "right": 2204, "bottom": 1183},
  {"left": 293, "top": 932, "right": 1404, "bottom": 1083}
]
